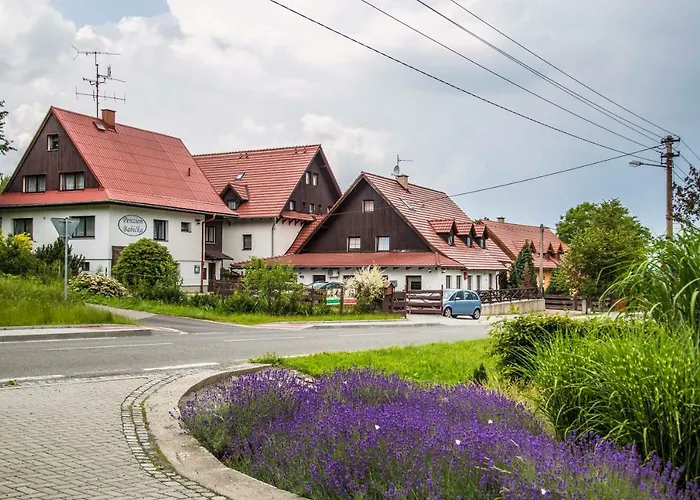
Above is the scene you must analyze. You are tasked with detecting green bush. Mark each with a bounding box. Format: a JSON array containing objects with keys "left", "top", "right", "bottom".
[
  {"left": 242, "top": 258, "right": 306, "bottom": 315},
  {"left": 0, "top": 233, "right": 36, "bottom": 276},
  {"left": 223, "top": 291, "right": 256, "bottom": 314},
  {"left": 34, "top": 238, "right": 85, "bottom": 277},
  {"left": 112, "top": 239, "right": 181, "bottom": 302},
  {"left": 345, "top": 266, "right": 385, "bottom": 313},
  {"left": 545, "top": 267, "right": 569, "bottom": 295},
  {"left": 490, "top": 314, "right": 624, "bottom": 381},
  {"left": 69, "top": 272, "right": 129, "bottom": 298},
  {"left": 532, "top": 322, "right": 700, "bottom": 480}
]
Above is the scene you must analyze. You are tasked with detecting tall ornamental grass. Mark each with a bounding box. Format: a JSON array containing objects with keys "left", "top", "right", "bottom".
[
  {"left": 533, "top": 322, "right": 700, "bottom": 481},
  {"left": 181, "top": 369, "right": 698, "bottom": 499}
]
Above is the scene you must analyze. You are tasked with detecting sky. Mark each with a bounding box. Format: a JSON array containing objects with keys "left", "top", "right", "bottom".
[{"left": 1, "top": 0, "right": 699, "bottom": 235}]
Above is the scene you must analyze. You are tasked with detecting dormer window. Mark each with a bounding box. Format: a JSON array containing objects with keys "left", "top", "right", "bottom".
[
  {"left": 47, "top": 134, "right": 59, "bottom": 151},
  {"left": 447, "top": 233, "right": 455, "bottom": 246},
  {"left": 466, "top": 235, "right": 472, "bottom": 247},
  {"left": 228, "top": 200, "right": 238, "bottom": 210},
  {"left": 480, "top": 237, "right": 486, "bottom": 249},
  {"left": 289, "top": 200, "right": 296, "bottom": 211}
]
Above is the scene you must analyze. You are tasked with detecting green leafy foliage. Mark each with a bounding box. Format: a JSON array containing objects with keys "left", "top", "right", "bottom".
[
  {"left": 0, "top": 173, "right": 8, "bottom": 193},
  {"left": 0, "top": 232, "right": 35, "bottom": 276},
  {"left": 509, "top": 243, "right": 537, "bottom": 289},
  {"left": 34, "top": 238, "right": 86, "bottom": 277},
  {"left": 345, "top": 265, "right": 386, "bottom": 312},
  {"left": 674, "top": 164, "right": 700, "bottom": 225},
  {"left": 112, "top": 238, "right": 182, "bottom": 302},
  {"left": 0, "top": 100, "right": 15, "bottom": 156},
  {"left": 545, "top": 267, "right": 569, "bottom": 295},
  {"left": 242, "top": 258, "right": 307, "bottom": 314},
  {"left": 69, "top": 272, "right": 129, "bottom": 298},
  {"left": 532, "top": 323, "right": 700, "bottom": 481}
]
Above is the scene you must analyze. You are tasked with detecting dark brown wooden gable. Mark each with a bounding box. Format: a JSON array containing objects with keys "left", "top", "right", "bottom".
[
  {"left": 301, "top": 178, "right": 430, "bottom": 253},
  {"left": 287, "top": 152, "right": 341, "bottom": 215},
  {"left": 5, "top": 112, "right": 99, "bottom": 193}
]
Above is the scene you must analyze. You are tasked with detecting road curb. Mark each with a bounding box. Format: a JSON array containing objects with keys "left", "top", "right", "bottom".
[
  {"left": 0, "top": 326, "right": 159, "bottom": 343},
  {"left": 302, "top": 321, "right": 443, "bottom": 330},
  {"left": 145, "top": 365, "right": 299, "bottom": 500}
]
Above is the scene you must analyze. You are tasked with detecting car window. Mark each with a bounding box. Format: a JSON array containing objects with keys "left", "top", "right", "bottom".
[
  {"left": 468, "top": 291, "right": 479, "bottom": 300},
  {"left": 453, "top": 291, "right": 465, "bottom": 301}
]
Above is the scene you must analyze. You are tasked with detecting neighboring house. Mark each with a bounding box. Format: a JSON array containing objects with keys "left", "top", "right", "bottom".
[
  {"left": 0, "top": 107, "right": 235, "bottom": 289},
  {"left": 194, "top": 145, "right": 343, "bottom": 267},
  {"left": 485, "top": 217, "right": 567, "bottom": 289},
  {"left": 271, "top": 172, "right": 507, "bottom": 291}
]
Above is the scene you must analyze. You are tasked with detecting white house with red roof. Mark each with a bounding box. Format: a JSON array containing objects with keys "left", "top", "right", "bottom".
[
  {"left": 271, "top": 171, "right": 508, "bottom": 291},
  {"left": 0, "top": 107, "right": 235, "bottom": 289}
]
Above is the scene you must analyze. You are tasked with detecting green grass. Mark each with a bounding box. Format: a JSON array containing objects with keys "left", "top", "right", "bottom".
[
  {"left": 253, "top": 339, "right": 496, "bottom": 385},
  {"left": 0, "top": 276, "right": 132, "bottom": 327},
  {"left": 91, "top": 296, "right": 402, "bottom": 326}
]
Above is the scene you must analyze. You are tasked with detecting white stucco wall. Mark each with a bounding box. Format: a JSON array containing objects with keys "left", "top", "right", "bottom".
[
  {"left": 274, "top": 221, "right": 303, "bottom": 256},
  {"left": 222, "top": 218, "right": 303, "bottom": 264}
]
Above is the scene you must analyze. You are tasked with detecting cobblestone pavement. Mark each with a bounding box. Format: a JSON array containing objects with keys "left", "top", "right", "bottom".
[{"left": 0, "top": 374, "right": 226, "bottom": 499}]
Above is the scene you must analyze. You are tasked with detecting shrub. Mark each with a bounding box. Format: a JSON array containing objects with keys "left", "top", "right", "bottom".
[
  {"left": 545, "top": 267, "right": 569, "bottom": 295},
  {"left": 188, "top": 293, "right": 222, "bottom": 310},
  {"left": 69, "top": 272, "right": 129, "bottom": 298},
  {"left": 509, "top": 243, "right": 537, "bottom": 288},
  {"left": 490, "top": 314, "right": 625, "bottom": 381},
  {"left": 532, "top": 322, "right": 700, "bottom": 481},
  {"left": 112, "top": 239, "right": 181, "bottom": 302},
  {"left": 242, "top": 258, "right": 306, "bottom": 315},
  {"left": 34, "top": 238, "right": 85, "bottom": 277},
  {"left": 0, "top": 232, "right": 36, "bottom": 276},
  {"left": 346, "top": 265, "right": 385, "bottom": 313},
  {"left": 222, "top": 291, "right": 256, "bottom": 314}
]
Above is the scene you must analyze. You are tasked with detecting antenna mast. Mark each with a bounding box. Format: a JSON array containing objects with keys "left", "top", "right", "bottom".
[
  {"left": 73, "top": 46, "right": 126, "bottom": 117},
  {"left": 392, "top": 154, "right": 413, "bottom": 176}
]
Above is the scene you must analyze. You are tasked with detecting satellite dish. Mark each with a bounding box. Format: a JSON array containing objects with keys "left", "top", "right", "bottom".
[{"left": 392, "top": 164, "right": 401, "bottom": 177}]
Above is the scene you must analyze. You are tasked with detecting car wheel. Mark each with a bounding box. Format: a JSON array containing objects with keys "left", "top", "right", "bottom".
[
  {"left": 443, "top": 306, "right": 454, "bottom": 318},
  {"left": 472, "top": 308, "right": 481, "bottom": 320}
]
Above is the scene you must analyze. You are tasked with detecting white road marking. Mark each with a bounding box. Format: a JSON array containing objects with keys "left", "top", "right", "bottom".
[
  {"left": 224, "top": 336, "right": 306, "bottom": 342},
  {"left": 44, "top": 342, "right": 172, "bottom": 352},
  {"left": 0, "top": 374, "right": 64, "bottom": 384},
  {"left": 0, "top": 337, "right": 118, "bottom": 345},
  {"left": 143, "top": 362, "right": 219, "bottom": 372},
  {"left": 337, "top": 332, "right": 402, "bottom": 337}
]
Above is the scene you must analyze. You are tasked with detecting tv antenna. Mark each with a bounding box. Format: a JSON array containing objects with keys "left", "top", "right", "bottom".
[
  {"left": 73, "top": 46, "right": 126, "bottom": 117},
  {"left": 392, "top": 154, "right": 412, "bottom": 176}
]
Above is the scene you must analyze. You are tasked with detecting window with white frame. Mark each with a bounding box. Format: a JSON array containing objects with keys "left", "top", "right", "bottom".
[
  {"left": 347, "top": 237, "right": 361, "bottom": 251},
  {"left": 309, "top": 203, "right": 315, "bottom": 214},
  {"left": 47, "top": 134, "right": 59, "bottom": 151},
  {"left": 228, "top": 200, "right": 238, "bottom": 210},
  {"left": 60, "top": 172, "right": 85, "bottom": 191},
  {"left": 24, "top": 175, "right": 46, "bottom": 193},
  {"left": 73, "top": 216, "right": 95, "bottom": 238},
  {"left": 153, "top": 219, "right": 167, "bottom": 241},
  {"left": 289, "top": 200, "right": 296, "bottom": 211},
  {"left": 312, "top": 173, "right": 318, "bottom": 186},
  {"left": 362, "top": 200, "right": 374, "bottom": 212},
  {"left": 305, "top": 172, "right": 311, "bottom": 184},
  {"left": 376, "top": 236, "right": 390, "bottom": 252},
  {"left": 181, "top": 222, "right": 192, "bottom": 233}
]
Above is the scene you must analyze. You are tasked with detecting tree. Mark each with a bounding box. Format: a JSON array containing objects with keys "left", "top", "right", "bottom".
[
  {"left": 560, "top": 200, "right": 650, "bottom": 303},
  {"left": 556, "top": 199, "right": 650, "bottom": 245},
  {"left": 674, "top": 165, "right": 700, "bottom": 225},
  {"left": 509, "top": 243, "right": 537, "bottom": 288},
  {"left": 112, "top": 239, "right": 181, "bottom": 300},
  {"left": 0, "top": 233, "right": 36, "bottom": 276},
  {"left": 0, "top": 174, "right": 8, "bottom": 193},
  {"left": 34, "top": 238, "right": 86, "bottom": 277},
  {"left": 545, "top": 267, "right": 569, "bottom": 295},
  {"left": 0, "top": 100, "right": 15, "bottom": 156},
  {"left": 555, "top": 202, "right": 597, "bottom": 244}
]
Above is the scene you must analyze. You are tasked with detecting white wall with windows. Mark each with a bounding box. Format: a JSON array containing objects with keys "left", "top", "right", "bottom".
[{"left": 221, "top": 218, "right": 303, "bottom": 265}]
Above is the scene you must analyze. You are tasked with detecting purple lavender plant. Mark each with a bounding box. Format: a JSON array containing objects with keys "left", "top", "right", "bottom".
[{"left": 180, "top": 369, "right": 698, "bottom": 499}]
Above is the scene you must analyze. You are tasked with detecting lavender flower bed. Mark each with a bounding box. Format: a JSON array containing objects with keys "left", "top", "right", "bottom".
[{"left": 180, "top": 369, "right": 698, "bottom": 499}]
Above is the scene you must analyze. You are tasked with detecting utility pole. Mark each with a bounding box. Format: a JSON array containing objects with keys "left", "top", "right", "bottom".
[
  {"left": 539, "top": 224, "right": 544, "bottom": 291},
  {"left": 73, "top": 47, "right": 126, "bottom": 117},
  {"left": 662, "top": 135, "right": 680, "bottom": 240}
]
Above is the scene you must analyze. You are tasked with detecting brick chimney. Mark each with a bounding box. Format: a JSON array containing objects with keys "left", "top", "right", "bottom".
[
  {"left": 396, "top": 174, "right": 409, "bottom": 190},
  {"left": 101, "top": 109, "right": 116, "bottom": 128},
  {"left": 497, "top": 216, "right": 506, "bottom": 223}
]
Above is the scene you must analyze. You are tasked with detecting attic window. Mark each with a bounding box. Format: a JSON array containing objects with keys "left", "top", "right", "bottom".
[
  {"left": 235, "top": 172, "right": 245, "bottom": 181},
  {"left": 47, "top": 134, "right": 59, "bottom": 151},
  {"left": 94, "top": 121, "right": 106, "bottom": 132},
  {"left": 228, "top": 200, "right": 238, "bottom": 210},
  {"left": 447, "top": 233, "right": 455, "bottom": 246}
]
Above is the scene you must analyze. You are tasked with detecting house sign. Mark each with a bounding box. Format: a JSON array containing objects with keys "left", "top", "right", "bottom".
[{"left": 118, "top": 215, "right": 148, "bottom": 236}]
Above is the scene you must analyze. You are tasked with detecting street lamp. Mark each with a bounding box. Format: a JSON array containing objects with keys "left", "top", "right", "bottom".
[{"left": 629, "top": 160, "right": 642, "bottom": 168}]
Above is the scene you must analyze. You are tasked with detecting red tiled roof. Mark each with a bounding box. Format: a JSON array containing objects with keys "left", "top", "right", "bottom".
[
  {"left": 16, "top": 108, "right": 233, "bottom": 215},
  {"left": 473, "top": 222, "right": 486, "bottom": 238},
  {"left": 486, "top": 220, "right": 566, "bottom": 269},
  {"left": 268, "top": 251, "right": 463, "bottom": 268},
  {"left": 454, "top": 221, "right": 472, "bottom": 235},
  {"left": 280, "top": 211, "right": 315, "bottom": 222},
  {"left": 195, "top": 145, "right": 341, "bottom": 218},
  {"left": 287, "top": 215, "right": 326, "bottom": 254},
  {"left": 428, "top": 218, "right": 455, "bottom": 233},
  {"left": 0, "top": 189, "right": 109, "bottom": 208}
]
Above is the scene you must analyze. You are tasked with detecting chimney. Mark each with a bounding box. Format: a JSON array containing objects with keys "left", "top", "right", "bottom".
[
  {"left": 101, "top": 109, "right": 116, "bottom": 128},
  {"left": 396, "top": 174, "right": 409, "bottom": 190},
  {"left": 497, "top": 217, "right": 506, "bottom": 223}
]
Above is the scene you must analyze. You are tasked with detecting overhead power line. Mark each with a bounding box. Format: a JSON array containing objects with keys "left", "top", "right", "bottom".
[
  {"left": 414, "top": 0, "right": 663, "bottom": 142},
  {"left": 358, "top": 0, "right": 650, "bottom": 150},
  {"left": 444, "top": 0, "right": 675, "bottom": 138},
  {"left": 268, "top": 0, "right": 658, "bottom": 161},
  {"left": 681, "top": 139, "right": 700, "bottom": 164}
]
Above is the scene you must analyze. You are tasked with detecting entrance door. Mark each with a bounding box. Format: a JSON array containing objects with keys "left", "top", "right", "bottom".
[{"left": 208, "top": 263, "right": 217, "bottom": 287}]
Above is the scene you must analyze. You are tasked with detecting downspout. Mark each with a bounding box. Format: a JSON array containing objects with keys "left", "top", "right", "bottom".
[
  {"left": 271, "top": 217, "right": 278, "bottom": 256},
  {"left": 201, "top": 215, "right": 216, "bottom": 293}
]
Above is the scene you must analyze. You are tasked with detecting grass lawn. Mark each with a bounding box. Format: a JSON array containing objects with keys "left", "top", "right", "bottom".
[
  {"left": 0, "top": 276, "right": 132, "bottom": 327},
  {"left": 91, "top": 296, "right": 402, "bottom": 326},
  {"left": 253, "top": 339, "right": 496, "bottom": 385}
]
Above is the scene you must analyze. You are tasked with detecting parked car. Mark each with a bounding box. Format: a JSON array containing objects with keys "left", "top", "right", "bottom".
[
  {"left": 310, "top": 281, "right": 344, "bottom": 290},
  {"left": 442, "top": 289, "right": 482, "bottom": 319}
]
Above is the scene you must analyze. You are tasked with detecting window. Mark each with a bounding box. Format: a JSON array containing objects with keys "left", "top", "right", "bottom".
[
  {"left": 451, "top": 290, "right": 465, "bottom": 301},
  {"left": 376, "top": 236, "right": 390, "bottom": 252},
  {"left": 305, "top": 172, "right": 311, "bottom": 184},
  {"left": 60, "top": 172, "right": 85, "bottom": 191},
  {"left": 445, "top": 275, "right": 451, "bottom": 289},
  {"left": 362, "top": 200, "right": 374, "bottom": 213},
  {"left": 466, "top": 236, "right": 472, "bottom": 247},
  {"left": 82, "top": 262, "right": 91, "bottom": 272},
  {"left": 73, "top": 216, "right": 95, "bottom": 238},
  {"left": 289, "top": 200, "right": 296, "bottom": 211},
  {"left": 243, "top": 234, "right": 252, "bottom": 251},
  {"left": 476, "top": 275, "right": 482, "bottom": 290},
  {"left": 347, "top": 237, "right": 361, "bottom": 251},
  {"left": 456, "top": 275, "right": 462, "bottom": 289},
  {"left": 181, "top": 222, "right": 192, "bottom": 233},
  {"left": 153, "top": 219, "right": 167, "bottom": 241},
  {"left": 407, "top": 276, "right": 422, "bottom": 291},
  {"left": 205, "top": 226, "right": 216, "bottom": 244},
  {"left": 480, "top": 237, "right": 486, "bottom": 249},
  {"left": 489, "top": 274, "right": 494, "bottom": 290},
  {"left": 467, "top": 291, "right": 480, "bottom": 301},
  {"left": 24, "top": 175, "right": 46, "bottom": 193},
  {"left": 47, "top": 134, "right": 59, "bottom": 151},
  {"left": 312, "top": 173, "right": 318, "bottom": 186},
  {"left": 228, "top": 200, "right": 238, "bottom": 210},
  {"left": 235, "top": 172, "right": 245, "bottom": 181},
  {"left": 12, "top": 218, "right": 33, "bottom": 238},
  {"left": 447, "top": 233, "right": 455, "bottom": 246},
  {"left": 309, "top": 203, "right": 315, "bottom": 214},
  {"left": 312, "top": 275, "right": 326, "bottom": 283},
  {"left": 467, "top": 276, "right": 472, "bottom": 290}
]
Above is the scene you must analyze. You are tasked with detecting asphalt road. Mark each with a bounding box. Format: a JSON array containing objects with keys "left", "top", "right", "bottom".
[{"left": 0, "top": 315, "right": 491, "bottom": 380}]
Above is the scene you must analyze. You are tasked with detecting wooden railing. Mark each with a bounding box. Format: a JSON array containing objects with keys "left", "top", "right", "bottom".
[
  {"left": 478, "top": 288, "right": 543, "bottom": 304},
  {"left": 405, "top": 289, "right": 444, "bottom": 315}
]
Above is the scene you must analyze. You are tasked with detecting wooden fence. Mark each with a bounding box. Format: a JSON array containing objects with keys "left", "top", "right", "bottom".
[{"left": 405, "top": 289, "right": 444, "bottom": 315}]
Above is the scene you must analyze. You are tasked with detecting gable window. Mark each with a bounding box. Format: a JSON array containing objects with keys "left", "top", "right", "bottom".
[
  {"left": 181, "top": 222, "right": 192, "bottom": 233},
  {"left": 228, "top": 200, "right": 238, "bottom": 210},
  {"left": 205, "top": 225, "right": 216, "bottom": 244},
  {"left": 447, "top": 233, "right": 455, "bottom": 246},
  {"left": 376, "top": 236, "right": 390, "bottom": 252},
  {"left": 362, "top": 200, "right": 374, "bottom": 213},
  {"left": 153, "top": 219, "right": 168, "bottom": 241},
  {"left": 60, "top": 172, "right": 85, "bottom": 191},
  {"left": 347, "top": 237, "right": 361, "bottom": 251},
  {"left": 73, "top": 216, "right": 95, "bottom": 238},
  {"left": 47, "top": 134, "right": 59, "bottom": 151},
  {"left": 309, "top": 203, "right": 315, "bottom": 214},
  {"left": 12, "top": 218, "right": 33, "bottom": 238},
  {"left": 289, "top": 200, "right": 296, "bottom": 211},
  {"left": 243, "top": 234, "right": 252, "bottom": 251},
  {"left": 312, "top": 173, "right": 318, "bottom": 186},
  {"left": 305, "top": 172, "right": 311, "bottom": 184},
  {"left": 24, "top": 175, "right": 46, "bottom": 193}
]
